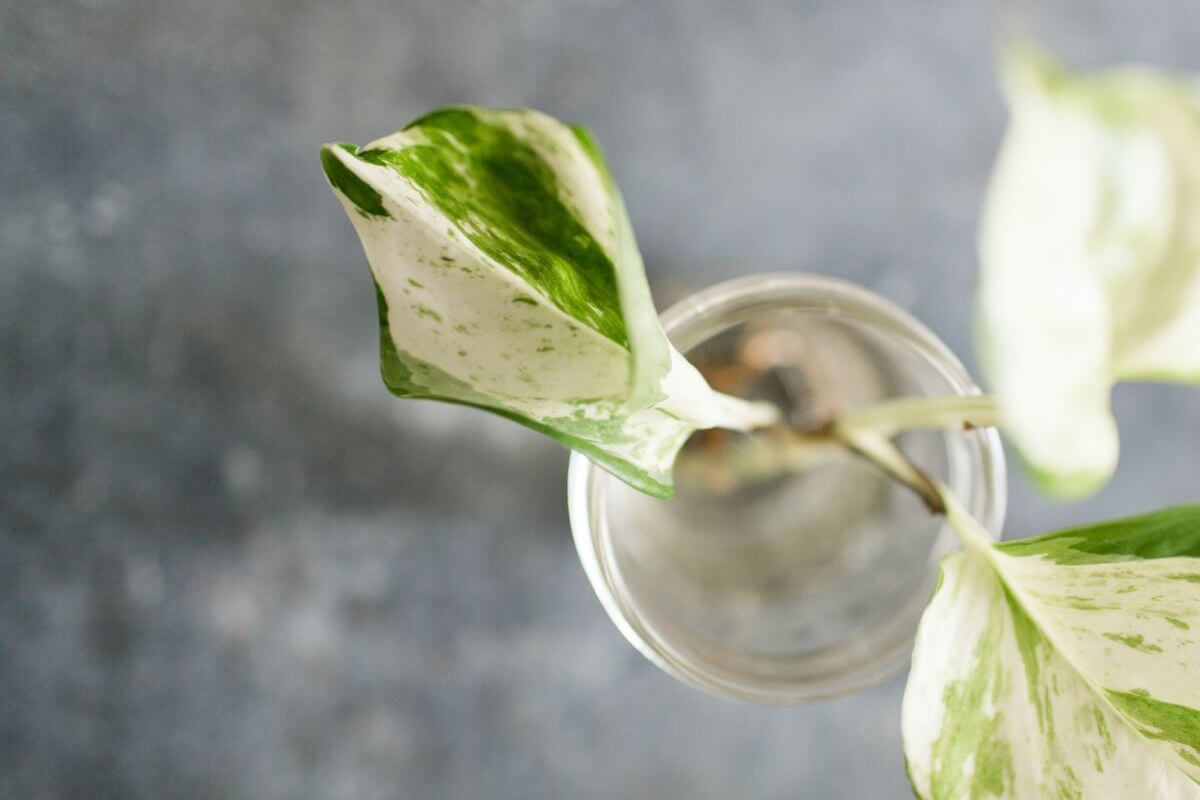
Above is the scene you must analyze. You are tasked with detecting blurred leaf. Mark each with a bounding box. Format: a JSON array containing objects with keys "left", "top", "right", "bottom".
[{"left": 978, "top": 45, "right": 1200, "bottom": 497}]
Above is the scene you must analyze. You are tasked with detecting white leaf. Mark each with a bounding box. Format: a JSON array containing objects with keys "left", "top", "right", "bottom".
[
  {"left": 903, "top": 504, "right": 1200, "bottom": 799},
  {"left": 321, "top": 107, "right": 775, "bottom": 496},
  {"left": 978, "top": 45, "right": 1200, "bottom": 497}
]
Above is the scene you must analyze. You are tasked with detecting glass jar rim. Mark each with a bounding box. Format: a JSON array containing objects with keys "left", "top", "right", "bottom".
[{"left": 568, "top": 272, "right": 1007, "bottom": 703}]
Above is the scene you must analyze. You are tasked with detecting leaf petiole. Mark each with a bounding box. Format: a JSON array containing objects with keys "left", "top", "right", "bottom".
[{"left": 834, "top": 394, "right": 1001, "bottom": 439}]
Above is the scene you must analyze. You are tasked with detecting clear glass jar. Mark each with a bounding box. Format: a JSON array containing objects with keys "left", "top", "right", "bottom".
[{"left": 567, "top": 273, "right": 1006, "bottom": 703}]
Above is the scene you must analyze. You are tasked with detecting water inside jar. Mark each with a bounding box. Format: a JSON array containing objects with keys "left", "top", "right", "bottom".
[{"left": 603, "top": 309, "right": 957, "bottom": 683}]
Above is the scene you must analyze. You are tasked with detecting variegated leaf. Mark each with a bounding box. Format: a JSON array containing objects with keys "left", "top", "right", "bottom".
[
  {"left": 978, "top": 45, "right": 1200, "bottom": 498},
  {"left": 904, "top": 504, "right": 1200, "bottom": 799},
  {"left": 320, "top": 107, "right": 774, "bottom": 496}
]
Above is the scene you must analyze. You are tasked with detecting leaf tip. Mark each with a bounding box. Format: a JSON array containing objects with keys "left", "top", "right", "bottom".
[{"left": 319, "top": 142, "right": 391, "bottom": 219}]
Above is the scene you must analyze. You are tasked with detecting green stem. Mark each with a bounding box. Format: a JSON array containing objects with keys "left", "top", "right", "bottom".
[
  {"left": 837, "top": 428, "right": 946, "bottom": 515},
  {"left": 835, "top": 394, "right": 1001, "bottom": 439},
  {"left": 938, "top": 482, "right": 997, "bottom": 554},
  {"left": 691, "top": 393, "right": 1004, "bottom": 550},
  {"left": 832, "top": 393, "right": 1001, "bottom": 550},
  {"left": 833, "top": 428, "right": 995, "bottom": 553}
]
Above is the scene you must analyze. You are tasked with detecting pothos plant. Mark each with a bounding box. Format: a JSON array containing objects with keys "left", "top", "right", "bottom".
[{"left": 321, "top": 44, "right": 1200, "bottom": 800}]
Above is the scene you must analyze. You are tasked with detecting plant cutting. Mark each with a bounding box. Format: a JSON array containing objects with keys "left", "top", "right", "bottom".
[
  {"left": 318, "top": 107, "right": 776, "bottom": 497},
  {"left": 321, "top": 44, "right": 1200, "bottom": 800}
]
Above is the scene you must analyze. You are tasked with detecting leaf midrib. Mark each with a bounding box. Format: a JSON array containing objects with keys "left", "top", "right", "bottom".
[{"left": 979, "top": 544, "right": 1198, "bottom": 782}]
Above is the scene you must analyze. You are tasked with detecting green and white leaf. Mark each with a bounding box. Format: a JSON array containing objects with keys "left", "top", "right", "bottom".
[
  {"left": 978, "top": 44, "right": 1200, "bottom": 497},
  {"left": 903, "top": 504, "right": 1200, "bottom": 799},
  {"left": 320, "top": 107, "right": 775, "bottom": 496}
]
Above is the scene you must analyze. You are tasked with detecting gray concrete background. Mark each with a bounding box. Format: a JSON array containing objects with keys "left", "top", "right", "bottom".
[{"left": 3, "top": 1, "right": 1199, "bottom": 797}]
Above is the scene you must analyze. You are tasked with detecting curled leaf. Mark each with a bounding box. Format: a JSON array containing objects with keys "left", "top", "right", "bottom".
[
  {"left": 978, "top": 45, "right": 1200, "bottom": 497},
  {"left": 321, "top": 107, "right": 774, "bottom": 496},
  {"left": 903, "top": 504, "right": 1200, "bottom": 799}
]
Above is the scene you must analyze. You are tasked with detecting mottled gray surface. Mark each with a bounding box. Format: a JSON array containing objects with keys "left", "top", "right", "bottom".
[{"left": 3, "top": 0, "right": 1200, "bottom": 797}]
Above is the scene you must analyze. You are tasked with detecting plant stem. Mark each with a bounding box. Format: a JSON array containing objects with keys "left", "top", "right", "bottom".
[
  {"left": 937, "top": 482, "right": 997, "bottom": 553},
  {"left": 686, "top": 392, "right": 1004, "bottom": 550},
  {"left": 832, "top": 394, "right": 1001, "bottom": 550},
  {"left": 836, "top": 428, "right": 946, "bottom": 515},
  {"left": 834, "top": 428, "right": 995, "bottom": 552},
  {"left": 835, "top": 394, "right": 1001, "bottom": 439}
]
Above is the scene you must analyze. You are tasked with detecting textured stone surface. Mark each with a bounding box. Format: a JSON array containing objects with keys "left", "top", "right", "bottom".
[{"left": 3, "top": 0, "right": 1199, "bottom": 797}]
